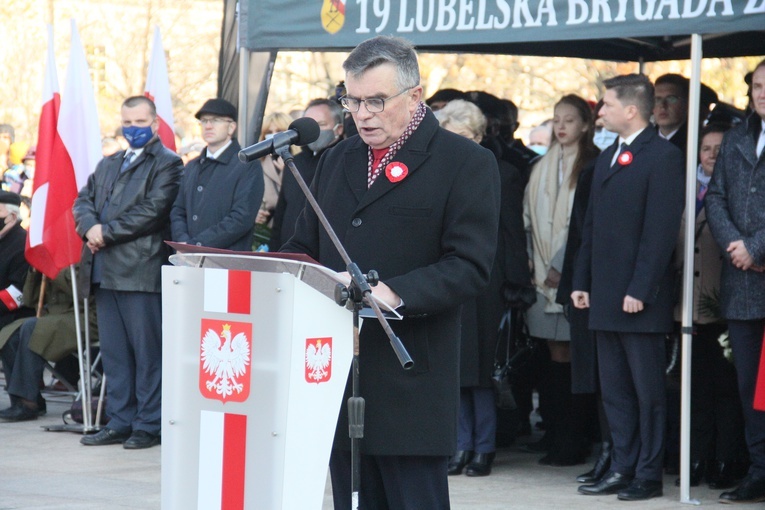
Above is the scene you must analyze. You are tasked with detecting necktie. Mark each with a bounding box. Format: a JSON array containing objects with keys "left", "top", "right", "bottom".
[
  {"left": 611, "top": 142, "right": 628, "bottom": 168},
  {"left": 696, "top": 183, "right": 708, "bottom": 216},
  {"left": 756, "top": 128, "right": 765, "bottom": 159},
  {"left": 120, "top": 151, "right": 135, "bottom": 172}
]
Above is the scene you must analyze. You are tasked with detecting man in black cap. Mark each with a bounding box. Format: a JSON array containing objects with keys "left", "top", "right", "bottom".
[
  {"left": 171, "top": 98, "right": 263, "bottom": 251},
  {"left": 0, "top": 191, "right": 32, "bottom": 332}
]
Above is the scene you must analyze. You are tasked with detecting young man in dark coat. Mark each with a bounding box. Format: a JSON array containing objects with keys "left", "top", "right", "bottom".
[
  {"left": 705, "top": 59, "right": 765, "bottom": 504},
  {"left": 73, "top": 96, "right": 182, "bottom": 449},
  {"left": 572, "top": 74, "right": 684, "bottom": 501},
  {"left": 171, "top": 98, "right": 263, "bottom": 251},
  {"left": 282, "top": 35, "right": 500, "bottom": 509}
]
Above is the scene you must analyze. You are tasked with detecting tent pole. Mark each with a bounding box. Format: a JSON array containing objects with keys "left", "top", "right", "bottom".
[
  {"left": 237, "top": 47, "right": 251, "bottom": 147},
  {"left": 679, "top": 32, "right": 702, "bottom": 506}
]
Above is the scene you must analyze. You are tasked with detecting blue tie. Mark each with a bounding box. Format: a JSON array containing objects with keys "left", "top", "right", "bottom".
[{"left": 120, "top": 151, "right": 135, "bottom": 172}]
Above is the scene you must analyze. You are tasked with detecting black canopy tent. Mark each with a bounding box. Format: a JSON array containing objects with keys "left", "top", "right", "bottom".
[{"left": 225, "top": 0, "right": 765, "bottom": 503}]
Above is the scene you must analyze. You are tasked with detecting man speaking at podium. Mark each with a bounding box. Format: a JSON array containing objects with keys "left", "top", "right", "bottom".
[{"left": 283, "top": 35, "right": 500, "bottom": 509}]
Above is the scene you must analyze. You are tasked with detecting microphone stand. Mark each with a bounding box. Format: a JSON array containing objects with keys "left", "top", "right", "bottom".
[{"left": 274, "top": 146, "right": 412, "bottom": 509}]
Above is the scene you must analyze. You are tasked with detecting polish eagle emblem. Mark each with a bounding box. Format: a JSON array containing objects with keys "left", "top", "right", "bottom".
[
  {"left": 200, "top": 323, "right": 251, "bottom": 401},
  {"left": 305, "top": 337, "right": 332, "bottom": 384}
]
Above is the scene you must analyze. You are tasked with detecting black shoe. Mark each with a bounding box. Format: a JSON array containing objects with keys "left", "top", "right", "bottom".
[
  {"left": 123, "top": 430, "right": 161, "bottom": 450},
  {"left": 617, "top": 479, "right": 663, "bottom": 501},
  {"left": 674, "top": 460, "right": 706, "bottom": 487},
  {"left": 447, "top": 450, "right": 473, "bottom": 475},
  {"left": 576, "top": 442, "right": 612, "bottom": 483},
  {"left": 708, "top": 461, "right": 749, "bottom": 490},
  {"left": 36, "top": 395, "right": 47, "bottom": 416},
  {"left": 80, "top": 427, "right": 131, "bottom": 446},
  {"left": 719, "top": 474, "right": 765, "bottom": 504},
  {"left": 578, "top": 471, "right": 633, "bottom": 495},
  {"left": 465, "top": 452, "right": 495, "bottom": 477},
  {"left": 0, "top": 402, "right": 39, "bottom": 422}
]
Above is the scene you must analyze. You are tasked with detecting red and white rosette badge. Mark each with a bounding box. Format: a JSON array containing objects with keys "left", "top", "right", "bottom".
[
  {"left": 385, "top": 161, "right": 408, "bottom": 183},
  {"left": 617, "top": 150, "right": 633, "bottom": 166}
]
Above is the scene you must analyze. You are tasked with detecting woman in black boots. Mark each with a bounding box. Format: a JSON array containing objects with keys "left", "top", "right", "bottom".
[{"left": 524, "top": 95, "right": 600, "bottom": 466}]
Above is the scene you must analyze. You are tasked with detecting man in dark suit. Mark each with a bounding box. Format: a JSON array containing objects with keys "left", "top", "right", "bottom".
[
  {"left": 283, "top": 35, "right": 499, "bottom": 509},
  {"left": 171, "top": 98, "right": 263, "bottom": 251},
  {"left": 269, "top": 98, "right": 344, "bottom": 251},
  {"left": 572, "top": 74, "right": 684, "bottom": 501},
  {"left": 705, "top": 59, "right": 765, "bottom": 504},
  {"left": 73, "top": 96, "right": 182, "bottom": 449}
]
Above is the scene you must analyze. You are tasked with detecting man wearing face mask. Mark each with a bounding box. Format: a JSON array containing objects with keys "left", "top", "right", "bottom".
[
  {"left": 171, "top": 98, "right": 263, "bottom": 251},
  {"left": 73, "top": 96, "right": 182, "bottom": 449},
  {"left": 269, "top": 98, "right": 344, "bottom": 251},
  {"left": 0, "top": 191, "right": 33, "bottom": 332}
]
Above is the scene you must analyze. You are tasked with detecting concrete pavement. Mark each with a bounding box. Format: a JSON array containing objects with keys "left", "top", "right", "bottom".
[{"left": 0, "top": 390, "right": 732, "bottom": 509}]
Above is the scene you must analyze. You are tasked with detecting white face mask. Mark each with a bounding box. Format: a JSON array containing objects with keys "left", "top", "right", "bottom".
[
  {"left": 593, "top": 128, "right": 618, "bottom": 151},
  {"left": 307, "top": 125, "right": 340, "bottom": 153}
]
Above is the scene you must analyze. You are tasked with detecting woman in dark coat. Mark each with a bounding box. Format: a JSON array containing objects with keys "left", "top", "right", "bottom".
[{"left": 436, "top": 100, "right": 530, "bottom": 477}]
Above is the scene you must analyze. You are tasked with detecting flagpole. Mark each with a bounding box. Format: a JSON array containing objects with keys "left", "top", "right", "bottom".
[{"left": 70, "top": 264, "right": 94, "bottom": 431}]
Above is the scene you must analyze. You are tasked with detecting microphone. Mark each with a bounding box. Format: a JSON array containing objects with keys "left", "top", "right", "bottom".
[{"left": 238, "top": 117, "right": 320, "bottom": 162}]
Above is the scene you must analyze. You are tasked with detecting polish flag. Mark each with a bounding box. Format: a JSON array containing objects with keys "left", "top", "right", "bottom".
[
  {"left": 144, "top": 26, "right": 176, "bottom": 152},
  {"left": 204, "top": 268, "right": 252, "bottom": 315},
  {"left": 197, "top": 411, "right": 247, "bottom": 510},
  {"left": 26, "top": 22, "right": 101, "bottom": 279}
]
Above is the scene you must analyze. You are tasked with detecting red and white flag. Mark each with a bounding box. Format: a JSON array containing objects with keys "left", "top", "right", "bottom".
[
  {"left": 204, "top": 268, "right": 252, "bottom": 315},
  {"left": 144, "top": 26, "right": 176, "bottom": 152},
  {"left": 26, "top": 22, "right": 100, "bottom": 279},
  {"left": 198, "top": 410, "right": 247, "bottom": 510}
]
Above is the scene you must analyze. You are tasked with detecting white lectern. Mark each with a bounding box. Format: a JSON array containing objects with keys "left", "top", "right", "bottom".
[{"left": 161, "top": 249, "right": 353, "bottom": 510}]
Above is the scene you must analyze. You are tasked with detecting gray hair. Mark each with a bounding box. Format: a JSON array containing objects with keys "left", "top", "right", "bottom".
[
  {"left": 343, "top": 36, "right": 420, "bottom": 92},
  {"left": 305, "top": 98, "right": 345, "bottom": 126},
  {"left": 435, "top": 100, "right": 487, "bottom": 140},
  {"left": 0, "top": 203, "right": 20, "bottom": 217}
]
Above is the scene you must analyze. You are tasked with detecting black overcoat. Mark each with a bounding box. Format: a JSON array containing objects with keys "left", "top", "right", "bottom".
[
  {"left": 460, "top": 159, "right": 528, "bottom": 388},
  {"left": 573, "top": 128, "right": 684, "bottom": 333},
  {"left": 170, "top": 140, "right": 263, "bottom": 251},
  {"left": 73, "top": 138, "right": 182, "bottom": 298},
  {"left": 0, "top": 223, "right": 33, "bottom": 329},
  {"left": 283, "top": 110, "right": 500, "bottom": 456},
  {"left": 705, "top": 113, "right": 765, "bottom": 320}
]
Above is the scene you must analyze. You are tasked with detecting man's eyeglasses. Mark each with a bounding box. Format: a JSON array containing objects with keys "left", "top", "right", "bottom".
[
  {"left": 654, "top": 95, "right": 683, "bottom": 107},
  {"left": 340, "top": 88, "right": 412, "bottom": 113},
  {"left": 198, "top": 117, "right": 232, "bottom": 126}
]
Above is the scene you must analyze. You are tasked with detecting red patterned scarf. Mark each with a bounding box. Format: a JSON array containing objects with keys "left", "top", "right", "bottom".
[{"left": 367, "top": 101, "right": 427, "bottom": 188}]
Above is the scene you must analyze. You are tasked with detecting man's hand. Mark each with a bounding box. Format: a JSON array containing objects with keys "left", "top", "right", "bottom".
[
  {"left": 727, "top": 240, "right": 755, "bottom": 270},
  {"left": 85, "top": 224, "right": 105, "bottom": 254},
  {"left": 571, "top": 291, "right": 589, "bottom": 309},
  {"left": 256, "top": 209, "right": 271, "bottom": 225},
  {"left": 338, "top": 271, "right": 402, "bottom": 309},
  {"left": 544, "top": 267, "right": 561, "bottom": 289},
  {"left": 623, "top": 295, "right": 644, "bottom": 313}
]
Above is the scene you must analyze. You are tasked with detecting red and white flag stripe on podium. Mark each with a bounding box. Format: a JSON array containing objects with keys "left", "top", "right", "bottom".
[
  {"left": 198, "top": 411, "right": 247, "bottom": 510},
  {"left": 203, "top": 268, "right": 251, "bottom": 315},
  {"left": 144, "top": 26, "right": 176, "bottom": 152}
]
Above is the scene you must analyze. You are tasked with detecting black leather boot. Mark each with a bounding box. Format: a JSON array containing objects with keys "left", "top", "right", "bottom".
[
  {"left": 447, "top": 450, "right": 473, "bottom": 475},
  {"left": 465, "top": 452, "right": 495, "bottom": 477},
  {"left": 576, "top": 441, "right": 612, "bottom": 483}
]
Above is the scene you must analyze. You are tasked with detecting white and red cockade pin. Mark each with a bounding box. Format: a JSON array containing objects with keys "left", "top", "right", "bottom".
[
  {"left": 385, "top": 161, "right": 408, "bottom": 183},
  {"left": 617, "top": 151, "right": 633, "bottom": 166}
]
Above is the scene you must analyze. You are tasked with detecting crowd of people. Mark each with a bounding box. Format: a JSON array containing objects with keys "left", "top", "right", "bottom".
[{"left": 0, "top": 33, "right": 764, "bottom": 507}]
